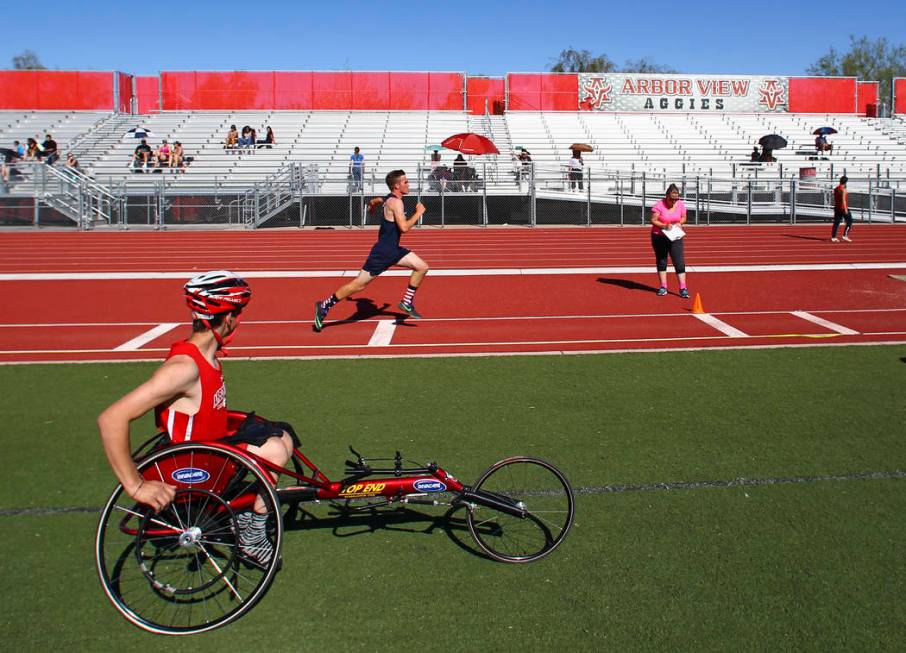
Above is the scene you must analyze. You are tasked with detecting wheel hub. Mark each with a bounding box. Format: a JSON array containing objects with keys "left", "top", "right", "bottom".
[{"left": 178, "top": 526, "right": 203, "bottom": 548}]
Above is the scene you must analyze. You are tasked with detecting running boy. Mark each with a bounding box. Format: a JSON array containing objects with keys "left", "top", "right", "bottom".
[{"left": 314, "top": 169, "right": 429, "bottom": 332}]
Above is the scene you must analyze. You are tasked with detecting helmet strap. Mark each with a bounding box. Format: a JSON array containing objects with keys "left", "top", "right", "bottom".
[{"left": 207, "top": 313, "right": 241, "bottom": 356}]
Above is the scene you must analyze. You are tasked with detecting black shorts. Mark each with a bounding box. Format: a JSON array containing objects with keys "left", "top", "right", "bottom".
[
  {"left": 362, "top": 245, "right": 410, "bottom": 276},
  {"left": 220, "top": 412, "right": 300, "bottom": 448}
]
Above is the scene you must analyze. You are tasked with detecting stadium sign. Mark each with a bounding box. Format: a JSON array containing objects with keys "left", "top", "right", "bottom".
[{"left": 579, "top": 74, "right": 788, "bottom": 113}]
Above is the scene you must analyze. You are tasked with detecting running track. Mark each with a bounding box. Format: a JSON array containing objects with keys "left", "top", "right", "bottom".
[{"left": 1, "top": 224, "right": 904, "bottom": 363}]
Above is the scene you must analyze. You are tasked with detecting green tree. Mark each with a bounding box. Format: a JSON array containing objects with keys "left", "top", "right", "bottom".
[
  {"left": 621, "top": 57, "right": 676, "bottom": 74},
  {"left": 807, "top": 36, "right": 906, "bottom": 113},
  {"left": 549, "top": 48, "right": 615, "bottom": 73},
  {"left": 11, "top": 50, "right": 46, "bottom": 70}
]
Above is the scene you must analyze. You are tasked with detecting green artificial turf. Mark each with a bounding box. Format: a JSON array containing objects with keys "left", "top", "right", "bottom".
[{"left": 1, "top": 345, "right": 904, "bottom": 650}]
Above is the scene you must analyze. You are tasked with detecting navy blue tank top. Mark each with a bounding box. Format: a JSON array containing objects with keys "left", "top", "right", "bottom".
[{"left": 376, "top": 193, "right": 403, "bottom": 250}]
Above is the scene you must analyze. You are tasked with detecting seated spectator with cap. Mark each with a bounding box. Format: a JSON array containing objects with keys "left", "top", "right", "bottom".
[{"left": 130, "top": 139, "right": 153, "bottom": 171}]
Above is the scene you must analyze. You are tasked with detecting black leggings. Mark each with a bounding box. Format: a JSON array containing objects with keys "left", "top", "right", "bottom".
[
  {"left": 651, "top": 233, "right": 686, "bottom": 273},
  {"left": 832, "top": 210, "right": 852, "bottom": 238}
]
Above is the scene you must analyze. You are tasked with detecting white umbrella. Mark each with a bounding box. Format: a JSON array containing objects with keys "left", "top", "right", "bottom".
[{"left": 124, "top": 127, "right": 157, "bottom": 140}]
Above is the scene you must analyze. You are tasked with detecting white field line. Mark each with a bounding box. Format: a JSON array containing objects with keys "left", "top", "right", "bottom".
[
  {"left": 1, "top": 307, "right": 903, "bottom": 329},
  {"left": 692, "top": 314, "right": 748, "bottom": 338},
  {"left": 3, "top": 340, "right": 906, "bottom": 366},
  {"left": 112, "top": 323, "right": 180, "bottom": 351},
  {"left": 1, "top": 262, "right": 905, "bottom": 281},
  {"left": 367, "top": 320, "right": 397, "bottom": 347},
  {"left": 791, "top": 311, "right": 860, "bottom": 336}
]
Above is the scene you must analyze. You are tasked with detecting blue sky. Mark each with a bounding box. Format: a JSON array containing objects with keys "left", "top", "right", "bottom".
[{"left": 3, "top": 0, "right": 904, "bottom": 77}]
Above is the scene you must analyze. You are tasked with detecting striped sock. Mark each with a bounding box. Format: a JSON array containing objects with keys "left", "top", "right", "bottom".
[
  {"left": 321, "top": 294, "right": 339, "bottom": 311},
  {"left": 402, "top": 285, "right": 417, "bottom": 305}
]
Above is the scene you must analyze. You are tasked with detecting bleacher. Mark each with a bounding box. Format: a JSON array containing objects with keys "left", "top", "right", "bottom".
[{"left": 4, "top": 110, "right": 906, "bottom": 197}]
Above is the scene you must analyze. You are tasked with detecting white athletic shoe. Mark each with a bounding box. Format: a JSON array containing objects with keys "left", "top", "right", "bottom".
[
  {"left": 830, "top": 238, "right": 839, "bottom": 243},
  {"left": 841, "top": 236, "right": 852, "bottom": 243}
]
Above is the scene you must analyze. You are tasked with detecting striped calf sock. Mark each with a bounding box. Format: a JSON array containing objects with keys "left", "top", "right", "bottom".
[
  {"left": 401, "top": 285, "right": 417, "bottom": 306},
  {"left": 321, "top": 294, "right": 339, "bottom": 311}
]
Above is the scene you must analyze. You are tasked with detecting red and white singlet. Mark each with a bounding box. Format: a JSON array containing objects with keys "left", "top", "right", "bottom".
[{"left": 154, "top": 341, "right": 228, "bottom": 442}]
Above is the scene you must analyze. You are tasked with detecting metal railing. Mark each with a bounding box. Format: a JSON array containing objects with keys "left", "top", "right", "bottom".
[{"left": 3, "top": 158, "right": 905, "bottom": 229}]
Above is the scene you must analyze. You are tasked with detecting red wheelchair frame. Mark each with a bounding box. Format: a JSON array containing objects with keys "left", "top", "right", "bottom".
[{"left": 96, "top": 428, "right": 575, "bottom": 636}]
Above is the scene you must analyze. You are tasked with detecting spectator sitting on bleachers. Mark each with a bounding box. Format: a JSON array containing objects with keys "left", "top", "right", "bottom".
[
  {"left": 750, "top": 146, "right": 760, "bottom": 162},
  {"left": 239, "top": 126, "right": 253, "bottom": 148},
  {"left": 39, "top": 133, "right": 58, "bottom": 165},
  {"left": 430, "top": 149, "right": 441, "bottom": 168},
  {"left": 156, "top": 140, "right": 171, "bottom": 167},
  {"left": 26, "top": 138, "right": 39, "bottom": 160},
  {"left": 172, "top": 141, "right": 185, "bottom": 171},
  {"left": 259, "top": 126, "right": 275, "bottom": 149},
  {"left": 759, "top": 148, "right": 776, "bottom": 163},
  {"left": 65, "top": 152, "right": 79, "bottom": 170},
  {"left": 815, "top": 134, "right": 832, "bottom": 154},
  {"left": 15, "top": 140, "right": 25, "bottom": 158},
  {"left": 130, "top": 139, "right": 153, "bottom": 171},
  {"left": 224, "top": 124, "right": 238, "bottom": 149}
]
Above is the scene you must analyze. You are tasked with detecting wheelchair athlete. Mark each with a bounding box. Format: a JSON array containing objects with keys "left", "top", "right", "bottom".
[{"left": 98, "top": 270, "right": 295, "bottom": 564}]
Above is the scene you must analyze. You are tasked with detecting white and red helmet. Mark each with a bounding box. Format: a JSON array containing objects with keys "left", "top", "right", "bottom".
[{"left": 184, "top": 270, "right": 251, "bottom": 320}]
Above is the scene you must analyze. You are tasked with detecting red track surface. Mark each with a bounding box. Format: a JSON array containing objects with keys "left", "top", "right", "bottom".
[
  {"left": 2, "top": 224, "right": 906, "bottom": 272},
  {"left": 0, "top": 273, "right": 903, "bottom": 362}
]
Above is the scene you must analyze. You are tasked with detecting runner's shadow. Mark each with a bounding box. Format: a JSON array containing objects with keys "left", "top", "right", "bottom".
[
  {"left": 319, "top": 298, "right": 414, "bottom": 330},
  {"left": 782, "top": 234, "right": 828, "bottom": 242},
  {"left": 597, "top": 277, "right": 659, "bottom": 293}
]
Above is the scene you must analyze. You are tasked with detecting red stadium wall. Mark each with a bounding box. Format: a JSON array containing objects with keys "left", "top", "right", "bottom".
[
  {"left": 895, "top": 78, "right": 906, "bottom": 114},
  {"left": 466, "top": 77, "right": 505, "bottom": 115},
  {"left": 507, "top": 73, "right": 578, "bottom": 111},
  {"left": 856, "top": 81, "right": 878, "bottom": 116},
  {"left": 160, "top": 71, "right": 463, "bottom": 110},
  {"left": 0, "top": 71, "right": 115, "bottom": 110},
  {"left": 136, "top": 76, "right": 160, "bottom": 114},
  {"left": 788, "top": 77, "right": 857, "bottom": 113},
  {"left": 117, "top": 72, "right": 133, "bottom": 113}
]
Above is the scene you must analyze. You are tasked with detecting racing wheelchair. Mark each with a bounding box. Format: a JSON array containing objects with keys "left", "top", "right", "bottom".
[{"left": 95, "top": 422, "right": 575, "bottom": 635}]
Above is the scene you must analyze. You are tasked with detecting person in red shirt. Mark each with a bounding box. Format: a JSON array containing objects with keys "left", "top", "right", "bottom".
[
  {"left": 831, "top": 176, "right": 853, "bottom": 243},
  {"left": 98, "top": 271, "right": 294, "bottom": 564}
]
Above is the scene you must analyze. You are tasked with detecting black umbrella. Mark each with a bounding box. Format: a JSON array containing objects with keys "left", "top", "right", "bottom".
[
  {"left": 813, "top": 127, "right": 837, "bottom": 136},
  {"left": 0, "top": 147, "right": 20, "bottom": 163},
  {"left": 758, "top": 134, "right": 788, "bottom": 150}
]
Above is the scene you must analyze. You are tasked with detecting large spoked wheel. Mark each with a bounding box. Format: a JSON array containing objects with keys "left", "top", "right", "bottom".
[
  {"left": 466, "top": 456, "right": 575, "bottom": 563},
  {"left": 95, "top": 443, "right": 282, "bottom": 635}
]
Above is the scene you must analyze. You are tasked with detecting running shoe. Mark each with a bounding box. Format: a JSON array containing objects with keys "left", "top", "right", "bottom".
[
  {"left": 236, "top": 511, "right": 274, "bottom": 566},
  {"left": 398, "top": 301, "right": 423, "bottom": 319},
  {"left": 679, "top": 288, "right": 690, "bottom": 299},
  {"left": 842, "top": 236, "right": 852, "bottom": 243},
  {"left": 656, "top": 287, "right": 668, "bottom": 296},
  {"left": 313, "top": 301, "right": 327, "bottom": 332},
  {"left": 830, "top": 238, "right": 839, "bottom": 243}
]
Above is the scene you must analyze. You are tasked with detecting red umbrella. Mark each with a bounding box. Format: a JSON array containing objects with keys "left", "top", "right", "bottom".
[{"left": 441, "top": 133, "right": 499, "bottom": 155}]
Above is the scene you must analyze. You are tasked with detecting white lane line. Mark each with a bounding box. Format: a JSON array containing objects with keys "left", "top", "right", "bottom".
[
  {"left": 1, "top": 262, "right": 905, "bottom": 281},
  {"left": 367, "top": 320, "right": 397, "bottom": 347},
  {"left": 692, "top": 313, "right": 748, "bottom": 338},
  {"left": 791, "top": 311, "right": 860, "bottom": 335},
  {"left": 113, "top": 323, "right": 180, "bottom": 351}
]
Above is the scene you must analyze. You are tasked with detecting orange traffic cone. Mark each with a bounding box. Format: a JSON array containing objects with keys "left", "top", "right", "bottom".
[{"left": 691, "top": 293, "right": 704, "bottom": 314}]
